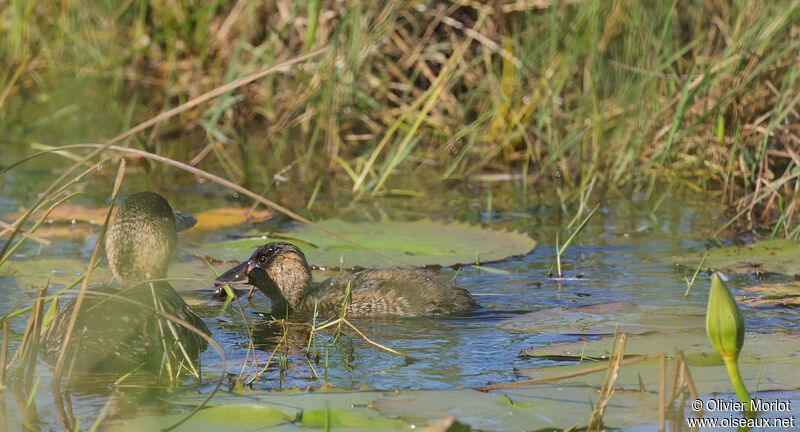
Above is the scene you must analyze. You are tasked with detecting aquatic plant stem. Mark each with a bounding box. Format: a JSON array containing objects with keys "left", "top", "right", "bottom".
[
  {"left": 684, "top": 251, "right": 708, "bottom": 297},
  {"left": 475, "top": 353, "right": 663, "bottom": 391},
  {"left": 0, "top": 262, "right": 98, "bottom": 322},
  {"left": 0, "top": 192, "right": 79, "bottom": 267},
  {"left": 723, "top": 354, "right": 752, "bottom": 409},
  {"left": 0, "top": 320, "right": 7, "bottom": 386},
  {"left": 32, "top": 144, "right": 411, "bottom": 266},
  {"left": 53, "top": 159, "right": 124, "bottom": 383},
  {"left": 0, "top": 47, "right": 330, "bottom": 261},
  {"left": 52, "top": 284, "right": 228, "bottom": 431}
]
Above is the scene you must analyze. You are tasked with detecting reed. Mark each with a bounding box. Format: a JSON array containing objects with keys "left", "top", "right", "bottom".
[{"left": 1, "top": 1, "right": 798, "bottom": 234}]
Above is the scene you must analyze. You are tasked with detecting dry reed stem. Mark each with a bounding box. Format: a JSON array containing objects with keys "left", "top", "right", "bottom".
[
  {"left": 49, "top": 286, "right": 228, "bottom": 432},
  {"left": 474, "top": 353, "right": 663, "bottom": 391},
  {"left": 667, "top": 347, "right": 681, "bottom": 407},
  {"left": 7, "top": 290, "right": 39, "bottom": 377},
  {"left": 246, "top": 321, "right": 288, "bottom": 386},
  {"left": 676, "top": 350, "right": 700, "bottom": 405},
  {"left": 53, "top": 159, "right": 125, "bottom": 381},
  {"left": 51, "top": 379, "right": 71, "bottom": 431},
  {"left": 0, "top": 320, "right": 7, "bottom": 387},
  {"left": 23, "top": 287, "right": 47, "bottom": 395},
  {"left": 0, "top": 48, "right": 329, "bottom": 261},
  {"left": 0, "top": 192, "right": 80, "bottom": 267},
  {"left": 343, "top": 318, "right": 405, "bottom": 357},
  {"left": 659, "top": 353, "right": 666, "bottom": 432},
  {"left": 0, "top": 221, "right": 50, "bottom": 246},
  {"left": 304, "top": 315, "right": 406, "bottom": 358},
  {"left": 43, "top": 144, "right": 411, "bottom": 267},
  {"left": 369, "top": 8, "right": 488, "bottom": 198},
  {"left": 588, "top": 332, "right": 627, "bottom": 430}
]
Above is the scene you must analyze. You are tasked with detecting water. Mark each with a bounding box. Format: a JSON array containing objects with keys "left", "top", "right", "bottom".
[{"left": 2, "top": 119, "right": 798, "bottom": 429}]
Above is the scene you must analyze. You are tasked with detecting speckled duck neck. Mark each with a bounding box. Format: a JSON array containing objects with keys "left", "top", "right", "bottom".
[{"left": 105, "top": 192, "right": 183, "bottom": 287}]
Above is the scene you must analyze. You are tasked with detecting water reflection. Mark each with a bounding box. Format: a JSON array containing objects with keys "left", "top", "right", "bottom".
[{"left": 2, "top": 156, "right": 798, "bottom": 428}]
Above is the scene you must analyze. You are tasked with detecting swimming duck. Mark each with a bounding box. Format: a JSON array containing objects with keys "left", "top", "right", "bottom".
[
  {"left": 214, "top": 242, "right": 477, "bottom": 317},
  {"left": 41, "top": 192, "right": 210, "bottom": 373}
]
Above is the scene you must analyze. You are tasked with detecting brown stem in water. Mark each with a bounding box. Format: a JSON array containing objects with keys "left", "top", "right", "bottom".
[
  {"left": 474, "top": 353, "right": 663, "bottom": 392},
  {"left": 0, "top": 47, "right": 330, "bottom": 259},
  {"left": 53, "top": 160, "right": 125, "bottom": 382},
  {"left": 38, "top": 144, "right": 411, "bottom": 267}
]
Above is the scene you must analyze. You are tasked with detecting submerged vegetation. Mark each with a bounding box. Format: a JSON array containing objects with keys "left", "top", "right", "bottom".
[{"left": 2, "top": 0, "right": 800, "bottom": 234}]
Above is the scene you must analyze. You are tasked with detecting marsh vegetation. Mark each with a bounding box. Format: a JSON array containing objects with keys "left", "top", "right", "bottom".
[{"left": 1, "top": 0, "right": 799, "bottom": 430}]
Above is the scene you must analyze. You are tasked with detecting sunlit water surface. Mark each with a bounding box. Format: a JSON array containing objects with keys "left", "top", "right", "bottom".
[{"left": 1, "top": 139, "right": 798, "bottom": 429}]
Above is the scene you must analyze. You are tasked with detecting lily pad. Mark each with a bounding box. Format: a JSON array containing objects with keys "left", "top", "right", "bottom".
[
  {"left": 198, "top": 219, "right": 536, "bottom": 269},
  {"left": 737, "top": 281, "right": 800, "bottom": 307},
  {"left": 108, "top": 387, "right": 669, "bottom": 431},
  {"left": 499, "top": 301, "right": 705, "bottom": 334},
  {"left": 191, "top": 207, "right": 272, "bottom": 231},
  {"left": 106, "top": 404, "right": 287, "bottom": 431},
  {"left": 517, "top": 332, "right": 800, "bottom": 394},
  {"left": 676, "top": 239, "right": 800, "bottom": 276},
  {"left": 523, "top": 331, "right": 800, "bottom": 366},
  {"left": 1, "top": 255, "right": 215, "bottom": 293},
  {"left": 111, "top": 390, "right": 408, "bottom": 431},
  {"left": 300, "top": 407, "right": 407, "bottom": 429},
  {"left": 102, "top": 376, "right": 800, "bottom": 431},
  {"left": 0, "top": 258, "right": 104, "bottom": 288}
]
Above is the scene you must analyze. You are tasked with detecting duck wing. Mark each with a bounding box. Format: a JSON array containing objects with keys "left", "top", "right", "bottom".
[
  {"left": 305, "top": 268, "right": 476, "bottom": 317},
  {"left": 40, "top": 283, "right": 208, "bottom": 372}
]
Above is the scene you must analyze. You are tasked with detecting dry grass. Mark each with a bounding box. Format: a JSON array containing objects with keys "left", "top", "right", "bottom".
[{"left": 1, "top": 1, "right": 799, "bottom": 234}]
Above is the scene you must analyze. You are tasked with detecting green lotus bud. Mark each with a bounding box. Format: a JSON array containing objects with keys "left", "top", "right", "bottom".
[
  {"left": 706, "top": 272, "right": 744, "bottom": 360},
  {"left": 706, "top": 272, "right": 751, "bottom": 408}
]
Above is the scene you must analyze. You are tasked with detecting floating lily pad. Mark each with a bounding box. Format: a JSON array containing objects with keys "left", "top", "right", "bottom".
[
  {"left": 676, "top": 239, "right": 800, "bottom": 276},
  {"left": 191, "top": 207, "right": 272, "bottom": 231},
  {"left": 198, "top": 219, "right": 536, "bottom": 269},
  {"left": 300, "top": 407, "right": 407, "bottom": 429},
  {"left": 517, "top": 332, "right": 800, "bottom": 394},
  {"left": 106, "top": 404, "right": 287, "bottom": 431},
  {"left": 499, "top": 301, "right": 705, "bottom": 335},
  {"left": 737, "top": 281, "right": 800, "bottom": 307},
  {"left": 109, "top": 387, "right": 667, "bottom": 431},
  {"left": 2, "top": 255, "right": 215, "bottom": 293},
  {"left": 523, "top": 331, "right": 800, "bottom": 365},
  {"left": 111, "top": 390, "right": 408, "bottom": 431},
  {"left": 0, "top": 258, "right": 104, "bottom": 288}
]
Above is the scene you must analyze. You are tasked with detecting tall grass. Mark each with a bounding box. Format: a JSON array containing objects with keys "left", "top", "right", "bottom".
[{"left": 2, "top": 1, "right": 799, "bottom": 233}]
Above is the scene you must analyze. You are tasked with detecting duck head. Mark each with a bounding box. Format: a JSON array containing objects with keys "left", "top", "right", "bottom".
[
  {"left": 214, "top": 242, "right": 312, "bottom": 311},
  {"left": 105, "top": 192, "right": 196, "bottom": 286}
]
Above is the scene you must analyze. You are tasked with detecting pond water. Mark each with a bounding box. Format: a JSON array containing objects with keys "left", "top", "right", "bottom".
[{"left": 1, "top": 131, "right": 799, "bottom": 429}]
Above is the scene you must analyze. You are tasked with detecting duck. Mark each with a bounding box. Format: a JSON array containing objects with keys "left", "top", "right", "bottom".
[
  {"left": 40, "top": 192, "right": 210, "bottom": 373},
  {"left": 214, "top": 242, "right": 477, "bottom": 317}
]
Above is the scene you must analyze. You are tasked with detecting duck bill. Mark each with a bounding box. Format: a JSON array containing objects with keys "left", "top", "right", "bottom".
[
  {"left": 174, "top": 210, "right": 197, "bottom": 232},
  {"left": 215, "top": 260, "right": 252, "bottom": 285}
]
